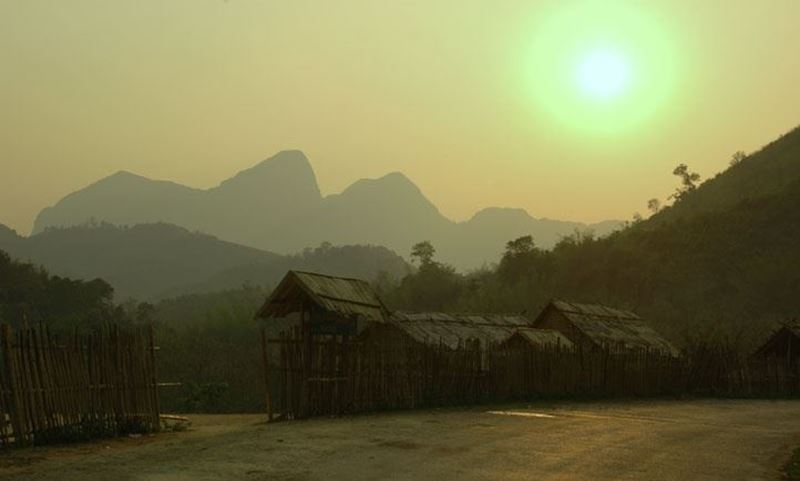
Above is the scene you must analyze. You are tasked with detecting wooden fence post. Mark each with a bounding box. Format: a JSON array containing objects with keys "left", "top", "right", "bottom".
[
  {"left": 261, "top": 329, "right": 273, "bottom": 422},
  {"left": 148, "top": 325, "right": 160, "bottom": 432},
  {"left": 2, "top": 324, "right": 25, "bottom": 445}
]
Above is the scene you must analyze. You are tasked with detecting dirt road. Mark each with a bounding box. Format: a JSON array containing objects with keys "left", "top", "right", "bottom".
[{"left": 2, "top": 400, "right": 799, "bottom": 481}]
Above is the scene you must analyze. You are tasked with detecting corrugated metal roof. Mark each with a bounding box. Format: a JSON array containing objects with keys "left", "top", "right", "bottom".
[
  {"left": 538, "top": 300, "right": 678, "bottom": 356},
  {"left": 387, "top": 312, "right": 528, "bottom": 349},
  {"left": 257, "top": 270, "right": 388, "bottom": 322},
  {"left": 510, "top": 328, "right": 575, "bottom": 350}
]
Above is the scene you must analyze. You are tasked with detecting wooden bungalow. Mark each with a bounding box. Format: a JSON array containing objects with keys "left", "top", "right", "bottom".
[
  {"left": 531, "top": 300, "right": 678, "bottom": 356},
  {"left": 256, "top": 270, "right": 389, "bottom": 336},
  {"left": 753, "top": 321, "right": 800, "bottom": 362}
]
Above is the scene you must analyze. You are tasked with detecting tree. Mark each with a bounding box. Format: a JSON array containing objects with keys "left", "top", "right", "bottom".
[
  {"left": 730, "top": 151, "right": 746, "bottom": 166},
  {"left": 498, "top": 235, "right": 539, "bottom": 283},
  {"left": 410, "top": 241, "right": 436, "bottom": 266},
  {"left": 381, "top": 241, "right": 465, "bottom": 310},
  {"left": 135, "top": 302, "right": 156, "bottom": 324},
  {"left": 0, "top": 249, "right": 118, "bottom": 331},
  {"left": 372, "top": 270, "right": 398, "bottom": 300},
  {"left": 647, "top": 198, "right": 661, "bottom": 215},
  {"left": 670, "top": 164, "right": 701, "bottom": 201},
  {"left": 504, "top": 235, "right": 535, "bottom": 257}
]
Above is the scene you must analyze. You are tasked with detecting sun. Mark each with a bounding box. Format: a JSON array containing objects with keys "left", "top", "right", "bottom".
[
  {"left": 574, "top": 47, "right": 633, "bottom": 101},
  {"left": 524, "top": 2, "right": 679, "bottom": 135}
]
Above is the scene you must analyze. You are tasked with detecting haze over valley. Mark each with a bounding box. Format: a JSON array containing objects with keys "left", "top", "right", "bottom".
[{"left": 28, "top": 151, "right": 621, "bottom": 271}]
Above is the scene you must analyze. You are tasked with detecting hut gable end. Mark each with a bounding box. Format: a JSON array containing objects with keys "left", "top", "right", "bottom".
[
  {"left": 504, "top": 328, "right": 575, "bottom": 351},
  {"left": 532, "top": 300, "right": 678, "bottom": 356},
  {"left": 534, "top": 307, "right": 587, "bottom": 347},
  {"left": 754, "top": 321, "right": 800, "bottom": 361},
  {"left": 256, "top": 270, "right": 389, "bottom": 323}
]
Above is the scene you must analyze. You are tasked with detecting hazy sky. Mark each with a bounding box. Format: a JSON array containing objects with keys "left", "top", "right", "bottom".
[{"left": 2, "top": 0, "right": 799, "bottom": 234}]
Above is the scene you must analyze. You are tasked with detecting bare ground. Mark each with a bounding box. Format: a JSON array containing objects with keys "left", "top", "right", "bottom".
[{"left": 2, "top": 400, "right": 799, "bottom": 481}]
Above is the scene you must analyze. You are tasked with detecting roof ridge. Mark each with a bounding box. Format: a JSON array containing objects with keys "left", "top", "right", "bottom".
[
  {"left": 315, "top": 292, "right": 382, "bottom": 308},
  {"left": 290, "top": 269, "right": 372, "bottom": 284},
  {"left": 394, "top": 310, "right": 527, "bottom": 317},
  {"left": 563, "top": 312, "right": 643, "bottom": 321},
  {"left": 258, "top": 270, "right": 388, "bottom": 321},
  {"left": 551, "top": 299, "right": 640, "bottom": 319}
]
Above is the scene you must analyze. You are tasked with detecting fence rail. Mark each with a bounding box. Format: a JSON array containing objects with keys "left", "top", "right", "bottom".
[
  {"left": 263, "top": 328, "right": 800, "bottom": 420},
  {"left": 0, "top": 324, "right": 160, "bottom": 447}
]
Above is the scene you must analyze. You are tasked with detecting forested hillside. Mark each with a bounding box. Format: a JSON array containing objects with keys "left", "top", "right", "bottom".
[
  {"left": 385, "top": 126, "right": 800, "bottom": 349},
  {"left": 0, "top": 222, "right": 410, "bottom": 300},
  {"left": 652, "top": 126, "right": 800, "bottom": 223},
  {"left": 0, "top": 249, "right": 123, "bottom": 330}
]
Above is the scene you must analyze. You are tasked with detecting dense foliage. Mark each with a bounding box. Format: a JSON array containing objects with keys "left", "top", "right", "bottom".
[
  {"left": 151, "top": 287, "right": 269, "bottom": 412},
  {"left": 0, "top": 249, "right": 122, "bottom": 330}
]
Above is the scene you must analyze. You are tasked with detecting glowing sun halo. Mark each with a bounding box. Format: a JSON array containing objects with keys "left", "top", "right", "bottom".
[
  {"left": 575, "top": 48, "right": 633, "bottom": 101},
  {"left": 525, "top": 2, "right": 679, "bottom": 135}
]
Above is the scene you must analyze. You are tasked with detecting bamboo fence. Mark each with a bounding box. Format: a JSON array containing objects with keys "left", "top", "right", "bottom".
[
  {"left": 0, "top": 323, "right": 160, "bottom": 447},
  {"left": 262, "top": 328, "right": 800, "bottom": 420}
]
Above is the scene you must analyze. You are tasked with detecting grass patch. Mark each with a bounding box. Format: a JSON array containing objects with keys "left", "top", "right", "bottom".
[{"left": 785, "top": 447, "right": 800, "bottom": 480}]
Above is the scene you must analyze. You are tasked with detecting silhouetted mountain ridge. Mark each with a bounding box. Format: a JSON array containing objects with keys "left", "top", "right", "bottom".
[{"left": 33, "top": 151, "right": 622, "bottom": 269}]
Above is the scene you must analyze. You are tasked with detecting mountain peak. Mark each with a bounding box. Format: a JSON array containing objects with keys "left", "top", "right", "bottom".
[
  {"left": 101, "top": 170, "right": 150, "bottom": 184},
  {"left": 109, "top": 169, "right": 138, "bottom": 177},
  {"left": 215, "top": 150, "right": 321, "bottom": 199},
  {"left": 251, "top": 149, "right": 311, "bottom": 171},
  {"left": 379, "top": 171, "right": 415, "bottom": 186},
  {"left": 469, "top": 207, "right": 534, "bottom": 222},
  {"left": 343, "top": 171, "right": 420, "bottom": 196}
]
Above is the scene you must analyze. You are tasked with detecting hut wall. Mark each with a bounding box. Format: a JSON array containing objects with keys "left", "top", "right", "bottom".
[
  {"left": 502, "top": 334, "right": 531, "bottom": 351},
  {"left": 360, "top": 323, "right": 416, "bottom": 349},
  {"left": 756, "top": 330, "right": 800, "bottom": 362},
  {"left": 536, "top": 310, "right": 595, "bottom": 352}
]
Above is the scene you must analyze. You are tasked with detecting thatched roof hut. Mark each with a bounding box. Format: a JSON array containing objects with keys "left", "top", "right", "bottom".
[
  {"left": 501, "top": 327, "right": 575, "bottom": 351},
  {"left": 363, "top": 312, "right": 529, "bottom": 349},
  {"left": 256, "top": 270, "right": 389, "bottom": 335},
  {"left": 753, "top": 321, "right": 800, "bottom": 362},
  {"left": 532, "top": 300, "right": 678, "bottom": 356}
]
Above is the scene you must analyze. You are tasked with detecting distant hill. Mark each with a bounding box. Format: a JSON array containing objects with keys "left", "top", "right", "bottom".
[
  {"left": 452, "top": 207, "right": 621, "bottom": 268},
  {"left": 620, "top": 126, "right": 800, "bottom": 340},
  {"left": 0, "top": 246, "right": 118, "bottom": 329},
  {"left": 570, "top": 175, "right": 800, "bottom": 344},
  {"left": 0, "top": 222, "right": 410, "bottom": 300},
  {"left": 650, "top": 126, "right": 800, "bottom": 224},
  {"left": 32, "top": 151, "right": 621, "bottom": 269},
  {"left": 413, "top": 125, "right": 800, "bottom": 347}
]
